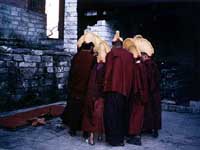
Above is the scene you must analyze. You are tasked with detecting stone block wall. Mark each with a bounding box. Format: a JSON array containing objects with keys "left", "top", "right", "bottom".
[
  {"left": 85, "top": 20, "right": 115, "bottom": 46},
  {"left": 0, "top": 3, "right": 46, "bottom": 44},
  {"left": 0, "top": 46, "right": 72, "bottom": 112},
  {"left": 64, "top": 0, "right": 77, "bottom": 53},
  {"left": 159, "top": 62, "right": 194, "bottom": 104},
  {"left": 0, "top": 0, "right": 28, "bottom": 9}
]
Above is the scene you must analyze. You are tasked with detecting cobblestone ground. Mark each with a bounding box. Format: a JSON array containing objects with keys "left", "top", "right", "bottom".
[{"left": 0, "top": 111, "right": 200, "bottom": 150}]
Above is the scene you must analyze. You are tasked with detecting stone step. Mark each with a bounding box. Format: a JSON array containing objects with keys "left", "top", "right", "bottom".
[
  {"left": 0, "top": 101, "right": 66, "bottom": 118},
  {"left": 162, "top": 100, "right": 200, "bottom": 114}
]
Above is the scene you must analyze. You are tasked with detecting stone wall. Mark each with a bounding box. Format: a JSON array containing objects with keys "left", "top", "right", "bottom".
[
  {"left": 84, "top": 20, "right": 115, "bottom": 46},
  {"left": 64, "top": 0, "right": 77, "bottom": 53},
  {"left": 159, "top": 61, "right": 195, "bottom": 104},
  {"left": 0, "top": 0, "right": 28, "bottom": 9},
  {"left": 0, "top": 46, "right": 72, "bottom": 112},
  {"left": 0, "top": 3, "right": 46, "bottom": 44}
]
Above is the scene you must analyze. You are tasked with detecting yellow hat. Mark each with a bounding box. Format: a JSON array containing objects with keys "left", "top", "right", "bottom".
[
  {"left": 98, "top": 40, "right": 110, "bottom": 53},
  {"left": 133, "top": 34, "right": 143, "bottom": 39},
  {"left": 77, "top": 32, "right": 103, "bottom": 51},
  {"left": 133, "top": 35, "right": 154, "bottom": 57},
  {"left": 128, "top": 45, "right": 141, "bottom": 59},
  {"left": 77, "top": 35, "right": 85, "bottom": 48},
  {"left": 112, "top": 30, "right": 123, "bottom": 42},
  {"left": 84, "top": 32, "right": 95, "bottom": 44},
  {"left": 77, "top": 32, "right": 94, "bottom": 48},
  {"left": 123, "top": 38, "right": 135, "bottom": 50},
  {"left": 123, "top": 38, "right": 141, "bottom": 58},
  {"left": 92, "top": 33, "right": 103, "bottom": 52},
  {"left": 97, "top": 41, "right": 111, "bottom": 63}
]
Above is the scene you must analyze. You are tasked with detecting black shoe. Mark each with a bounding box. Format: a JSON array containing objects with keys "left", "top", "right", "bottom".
[
  {"left": 127, "top": 136, "right": 142, "bottom": 146},
  {"left": 68, "top": 130, "right": 76, "bottom": 136},
  {"left": 152, "top": 130, "right": 159, "bottom": 138}
]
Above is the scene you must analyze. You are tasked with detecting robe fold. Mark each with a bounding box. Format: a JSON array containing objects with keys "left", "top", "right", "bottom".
[
  {"left": 143, "top": 59, "right": 161, "bottom": 131},
  {"left": 61, "top": 50, "right": 95, "bottom": 131},
  {"left": 104, "top": 48, "right": 133, "bottom": 145},
  {"left": 82, "top": 63, "right": 105, "bottom": 134},
  {"left": 128, "top": 61, "right": 148, "bottom": 135}
]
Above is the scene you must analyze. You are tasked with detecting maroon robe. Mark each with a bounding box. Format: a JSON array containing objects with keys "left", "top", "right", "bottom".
[
  {"left": 104, "top": 48, "right": 133, "bottom": 145},
  {"left": 128, "top": 60, "right": 148, "bottom": 135},
  {"left": 104, "top": 48, "right": 133, "bottom": 97},
  {"left": 61, "top": 50, "right": 95, "bottom": 131},
  {"left": 68, "top": 50, "right": 95, "bottom": 98},
  {"left": 82, "top": 63, "right": 105, "bottom": 134},
  {"left": 143, "top": 59, "right": 161, "bottom": 131}
]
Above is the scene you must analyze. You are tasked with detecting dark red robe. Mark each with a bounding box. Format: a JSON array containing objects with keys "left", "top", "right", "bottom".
[
  {"left": 128, "top": 60, "right": 148, "bottom": 135},
  {"left": 82, "top": 63, "right": 105, "bottom": 134},
  {"left": 143, "top": 59, "right": 161, "bottom": 131},
  {"left": 103, "top": 48, "right": 133, "bottom": 145},
  {"left": 61, "top": 50, "right": 95, "bottom": 131},
  {"left": 104, "top": 48, "right": 133, "bottom": 97}
]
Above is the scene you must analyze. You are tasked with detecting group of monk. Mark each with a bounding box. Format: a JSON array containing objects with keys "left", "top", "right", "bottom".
[{"left": 61, "top": 31, "right": 161, "bottom": 146}]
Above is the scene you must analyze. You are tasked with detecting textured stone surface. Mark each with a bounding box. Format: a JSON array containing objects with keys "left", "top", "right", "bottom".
[
  {"left": 24, "top": 55, "right": 41, "bottom": 63},
  {"left": 0, "top": 46, "right": 73, "bottom": 112},
  {"left": 0, "top": 3, "right": 46, "bottom": 44},
  {"left": 64, "top": 0, "right": 77, "bottom": 52},
  {"left": 85, "top": 20, "right": 115, "bottom": 46},
  {"left": 159, "top": 62, "right": 195, "bottom": 103},
  {"left": 0, "top": 111, "right": 200, "bottom": 150}
]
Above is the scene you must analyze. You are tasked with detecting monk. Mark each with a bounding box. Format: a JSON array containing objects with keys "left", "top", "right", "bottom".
[
  {"left": 133, "top": 35, "right": 161, "bottom": 137},
  {"left": 61, "top": 40, "right": 96, "bottom": 136},
  {"left": 124, "top": 43, "right": 148, "bottom": 146},
  {"left": 104, "top": 31, "right": 133, "bottom": 146},
  {"left": 82, "top": 41, "right": 110, "bottom": 145},
  {"left": 142, "top": 52, "right": 161, "bottom": 138}
]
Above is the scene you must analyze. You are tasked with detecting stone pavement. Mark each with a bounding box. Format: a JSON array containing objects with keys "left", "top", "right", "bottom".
[{"left": 0, "top": 111, "right": 200, "bottom": 150}]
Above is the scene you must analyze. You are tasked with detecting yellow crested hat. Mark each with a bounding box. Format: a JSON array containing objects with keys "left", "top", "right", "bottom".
[
  {"left": 133, "top": 34, "right": 143, "bottom": 39},
  {"left": 77, "top": 35, "right": 85, "bottom": 48},
  {"left": 77, "top": 32, "right": 103, "bottom": 51},
  {"left": 129, "top": 45, "right": 141, "bottom": 59},
  {"left": 84, "top": 32, "right": 95, "bottom": 44},
  {"left": 133, "top": 35, "right": 154, "bottom": 57},
  {"left": 123, "top": 38, "right": 135, "bottom": 50},
  {"left": 92, "top": 33, "right": 103, "bottom": 52},
  {"left": 112, "top": 30, "right": 123, "bottom": 42},
  {"left": 97, "top": 41, "right": 111, "bottom": 63},
  {"left": 123, "top": 38, "right": 141, "bottom": 58}
]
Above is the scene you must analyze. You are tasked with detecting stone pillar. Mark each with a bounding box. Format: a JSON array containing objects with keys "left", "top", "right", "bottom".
[{"left": 64, "top": 0, "right": 78, "bottom": 53}]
